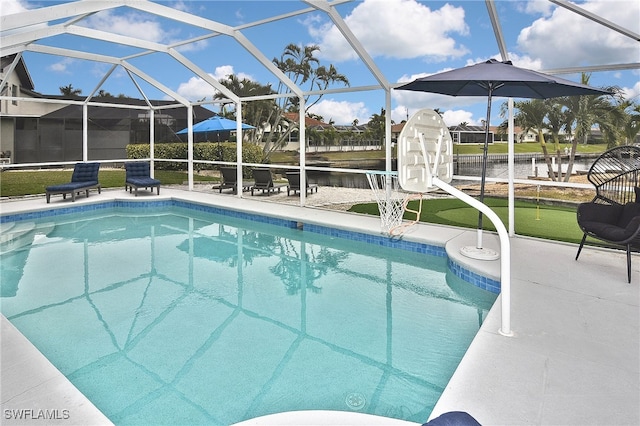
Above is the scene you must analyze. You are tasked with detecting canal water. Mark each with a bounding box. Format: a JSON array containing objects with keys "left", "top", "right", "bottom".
[{"left": 308, "top": 157, "right": 595, "bottom": 189}]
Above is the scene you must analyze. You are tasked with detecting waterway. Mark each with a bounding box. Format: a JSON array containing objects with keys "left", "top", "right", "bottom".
[{"left": 307, "top": 157, "right": 595, "bottom": 189}]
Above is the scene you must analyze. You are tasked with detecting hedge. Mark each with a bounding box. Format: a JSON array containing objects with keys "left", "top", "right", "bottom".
[{"left": 126, "top": 142, "right": 265, "bottom": 176}]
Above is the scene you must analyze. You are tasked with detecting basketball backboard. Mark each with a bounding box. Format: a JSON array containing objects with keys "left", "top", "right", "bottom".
[{"left": 397, "top": 109, "right": 453, "bottom": 192}]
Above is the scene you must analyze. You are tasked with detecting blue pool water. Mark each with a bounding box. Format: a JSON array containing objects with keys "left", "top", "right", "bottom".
[{"left": 1, "top": 202, "right": 496, "bottom": 425}]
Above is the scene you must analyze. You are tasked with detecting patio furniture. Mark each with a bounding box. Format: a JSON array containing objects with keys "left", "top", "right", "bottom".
[
  {"left": 213, "top": 167, "right": 253, "bottom": 193},
  {"left": 575, "top": 145, "right": 640, "bottom": 283},
  {"left": 125, "top": 162, "right": 161, "bottom": 196},
  {"left": 45, "top": 162, "right": 101, "bottom": 203},
  {"left": 250, "top": 168, "right": 286, "bottom": 196},
  {"left": 285, "top": 171, "right": 318, "bottom": 196}
]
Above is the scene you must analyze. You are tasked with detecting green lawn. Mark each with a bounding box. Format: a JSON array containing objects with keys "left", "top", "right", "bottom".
[
  {"left": 452, "top": 142, "right": 608, "bottom": 155},
  {"left": 349, "top": 197, "right": 585, "bottom": 244},
  {"left": 0, "top": 169, "right": 217, "bottom": 197}
]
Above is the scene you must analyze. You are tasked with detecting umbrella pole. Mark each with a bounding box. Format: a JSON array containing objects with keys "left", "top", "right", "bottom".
[
  {"left": 460, "top": 84, "right": 500, "bottom": 261},
  {"left": 477, "top": 87, "right": 493, "bottom": 248}
]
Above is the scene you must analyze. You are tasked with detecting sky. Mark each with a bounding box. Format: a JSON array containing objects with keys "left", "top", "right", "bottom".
[{"left": 2, "top": 0, "right": 639, "bottom": 127}]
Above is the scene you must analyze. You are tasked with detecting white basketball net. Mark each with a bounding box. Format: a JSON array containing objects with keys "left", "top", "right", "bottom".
[{"left": 366, "top": 173, "right": 412, "bottom": 235}]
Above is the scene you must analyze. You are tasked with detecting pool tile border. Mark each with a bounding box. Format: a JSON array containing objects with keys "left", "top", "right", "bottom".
[{"left": 1, "top": 199, "right": 500, "bottom": 293}]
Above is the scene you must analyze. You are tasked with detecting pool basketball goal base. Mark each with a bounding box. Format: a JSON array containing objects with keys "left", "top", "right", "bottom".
[{"left": 367, "top": 108, "right": 513, "bottom": 336}]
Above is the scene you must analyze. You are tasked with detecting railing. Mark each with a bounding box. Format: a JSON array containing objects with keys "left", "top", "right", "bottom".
[{"left": 455, "top": 152, "right": 599, "bottom": 165}]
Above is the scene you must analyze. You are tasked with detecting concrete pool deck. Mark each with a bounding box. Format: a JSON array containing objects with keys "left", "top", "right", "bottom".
[{"left": 1, "top": 187, "right": 638, "bottom": 425}]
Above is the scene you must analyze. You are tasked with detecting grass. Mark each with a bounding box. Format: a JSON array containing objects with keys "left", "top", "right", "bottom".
[
  {"left": 349, "top": 197, "right": 585, "bottom": 244},
  {"left": 452, "top": 142, "right": 608, "bottom": 155},
  {"left": 0, "top": 169, "right": 217, "bottom": 197}
]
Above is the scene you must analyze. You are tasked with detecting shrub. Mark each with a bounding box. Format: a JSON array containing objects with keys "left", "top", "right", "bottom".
[{"left": 126, "top": 142, "right": 265, "bottom": 176}]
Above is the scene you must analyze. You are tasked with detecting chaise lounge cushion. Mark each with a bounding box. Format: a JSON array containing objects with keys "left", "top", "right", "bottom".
[
  {"left": 577, "top": 202, "right": 640, "bottom": 243},
  {"left": 125, "top": 162, "right": 160, "bottom": 195},
  {"left": 45, "top": 162, "right": 101, "bottom": 202},
  {"left": 127, "top": 177, "right": 160, "bottom": 186},
  {"left": 46, "top": 181, "right": 98, "bottom": 192}
]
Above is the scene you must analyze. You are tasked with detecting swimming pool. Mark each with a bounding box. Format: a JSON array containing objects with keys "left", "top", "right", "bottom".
[{"left": 1, "top": 201, "right": 496, "bottom": 425}]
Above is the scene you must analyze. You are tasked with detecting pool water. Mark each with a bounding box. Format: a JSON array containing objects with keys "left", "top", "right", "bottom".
[{"left": 1, "top": 205, "right": 496, "bottom": 425}]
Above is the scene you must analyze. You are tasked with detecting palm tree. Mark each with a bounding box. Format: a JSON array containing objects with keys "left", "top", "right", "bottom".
[
  {"left": 367, "top": 108, "right": 387, "bottom": 144},
  {"left": 621, "top": 102, "right": 640, "bottom": 145},
  {"left": 561, "top": 73, "right": 621, "bottom": 180},
  {"left": 505, "top": 99, "right": 556, "bottom": 180},
  {"left": 215, "top": 74, "right": 275, "bottom": 142},
  {"left": 544, "top": 99, "right": 567, "bottom": 178},
  {"left": 213, "top": 44, "right": 349, "bottom": 159},
  {"left": 259, "top": 43, "right": 349, "bottom": 157},
  {"left": 59, "top": 84, "right": 81, "bottom": 96}
]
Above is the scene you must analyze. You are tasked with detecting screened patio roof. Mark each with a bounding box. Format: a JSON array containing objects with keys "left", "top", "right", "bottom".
[{"left": 1, "top": 0, "right": 638, "bottom": 116}]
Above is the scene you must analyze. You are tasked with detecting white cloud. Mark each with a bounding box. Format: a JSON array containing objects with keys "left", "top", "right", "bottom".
[
  {"left": 174, "top": 38, "right": 209, "bottom": 53},
  {"left": 175, "top": 66, "right": 254, "bottom": 101},
  {"left": 0, "top": 0, "right": 28, "bottom": 15},
  {"left": 306, "top": 0, "right": 469, "bottom": 62},
  {"left": 517, "top": 0, "right": 554, "bottom": 16},
  {"left": 461, "top": 53, "right": 544, "bottom": 71},
  {"left": 620, "top": 79, "right": 640, "bottom": 103},
  {"left": 83, "top": 10, "right": 169, "bottom": 43},
  {"left": 517, "top": 0, "right": 640, "bottom": 69},
  {"left": 441, "top": 110, "right": 480, "bottom": 127},
  {"left": 308, "top": 99, "right": 370, "bottom": 125},
  {"left": 391, "top": 104, "right": 479, "bottom": 127},
  {"left": 170, "top": 1, "right": 190, "bottom": 13},
  {"left": 47, "top": 58, "right": 75, "bottom": 74}
]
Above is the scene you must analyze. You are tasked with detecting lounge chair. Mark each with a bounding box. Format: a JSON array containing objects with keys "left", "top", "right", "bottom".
[
  {"left": 45, "top": 162, "right": 101, "bottom": 203},
  {"left": 213, "top": 167, "right": 253, "bottom": 194},
  {"left": 575, "top": 145, "right": 640, "bottom": 283},
  {"left": 250, "top": 168, "right": 286, "bottom": 196},
  {"left": 285, "top": 171, "right": 318, "bottom": 196},
  {"left": 125, "top": 162, "right": 161, "bottom": 196}
]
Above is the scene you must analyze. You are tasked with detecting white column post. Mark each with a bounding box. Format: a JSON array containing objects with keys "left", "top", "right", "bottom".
[
  {"left": 508, "top": 98, "right": 515, "bottom": 236},
  {"left": 82, "top": 103, "right": 88, "bottom": 162},
  {"left": 236, "top": 102, "right": 243, "bottom": 198},
  {"left": 187, "top": 105, "right": 194, "bottom": 190},
  {"left": 299, "top": 97, "right": 306, "bottom": 206},
  {"left": 149, "top": 108, "right": 155, "bottom": 178}
]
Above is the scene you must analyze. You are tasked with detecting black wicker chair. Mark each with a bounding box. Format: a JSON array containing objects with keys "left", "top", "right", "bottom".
[{"left": 575, "top": 145, "right": 640, "bottom": 283}]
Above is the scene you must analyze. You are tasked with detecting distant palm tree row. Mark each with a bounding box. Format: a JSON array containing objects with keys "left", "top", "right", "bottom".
[{"left": 498, "top": 74, "right": 639, "bottom": 182}]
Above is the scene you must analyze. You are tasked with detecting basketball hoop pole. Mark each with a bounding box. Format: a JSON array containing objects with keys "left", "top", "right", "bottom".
[
  {"left": 396, "top": 108, "right": 512, "bottom": 336},
  {"left": 434, "top": 177, "right": 513, "bottom": 337}
]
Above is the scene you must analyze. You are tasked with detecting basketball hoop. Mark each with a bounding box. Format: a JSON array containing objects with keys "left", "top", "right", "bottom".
[{"left": 366, "top": 172, "right": 423, "bottom": 235}]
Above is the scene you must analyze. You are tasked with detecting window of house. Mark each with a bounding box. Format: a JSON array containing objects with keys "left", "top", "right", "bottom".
[{"left": 12, "top": 85, "right": 18, "bottom": 105}]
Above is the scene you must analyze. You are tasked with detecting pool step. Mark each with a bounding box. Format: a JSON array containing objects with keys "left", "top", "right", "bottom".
[{"left": 0, "top": 222, "right": 55, "bottom": 254}]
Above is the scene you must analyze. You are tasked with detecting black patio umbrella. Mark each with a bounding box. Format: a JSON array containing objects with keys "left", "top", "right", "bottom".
[{"left": 397, "top": 59, "right": 612, "bottom": 256}]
